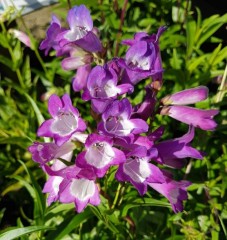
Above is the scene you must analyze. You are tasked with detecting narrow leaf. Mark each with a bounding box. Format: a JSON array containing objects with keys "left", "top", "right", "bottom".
[{"left": 0, "top": 226, "right": 54, "bottom": 240}]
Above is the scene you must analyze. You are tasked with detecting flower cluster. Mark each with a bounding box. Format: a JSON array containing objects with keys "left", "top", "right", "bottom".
[{"left": 28, "top": 5, "right": 218, "bottom": 213}]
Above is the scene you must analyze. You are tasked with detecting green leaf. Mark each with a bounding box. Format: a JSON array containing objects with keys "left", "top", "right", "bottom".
[
  {"left": 213, "top": 46, "right": 227, "bottom": 66},
  {"left": 195, "top": 13, "right": 227, "bottom": 49},
  {"left": 186, "top": 19, "right": 196, "bottom": 57},
  {"left": 12, "top": 40, "right": 22, "bottom": 69},
  {"left": 46, "top": 208, "right": 93, "bottom": 240},
  {"left": 170, "top": 48, "right": 182, "bottom": 69},
  {"left": 45, "top": 203, "right": 74, "bottom": 221},
  {"left": 0, "top": 55, "right": 13, "bottom": 69},
  {"left": 19, "top": 160, "right": 46, "bottom": 226},
  {"left": 0, "top": 33, "right": 9, "bottom": 48},
  {"left": 188, "top": 54, "right": 208, "bottom": 72},
  {"left": 121, "top": 198, "right": 171, "bottom": 217},
  {"left": 208, "top": 43, "right": 223, "bottom": 65},
  {"left": 22, "top": 55, "right": 31, "bottom": 87},
  {"left": 0, "top": 226, "right": 54, "bottom": 240},
  {"left": 24, "top": 93, "right": 45, "bottom": 126},
  {"left": 0, "top": 136, "right": 30, "bottom": 149}
]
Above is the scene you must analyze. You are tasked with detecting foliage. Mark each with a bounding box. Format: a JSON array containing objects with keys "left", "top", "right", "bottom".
[{"left": 0, "top": 0, "right": 226, "bottom": 239}]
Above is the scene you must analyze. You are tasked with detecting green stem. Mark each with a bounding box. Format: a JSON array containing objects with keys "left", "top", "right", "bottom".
[
  {"left": 215, "top": 63, "right": 227, "bottom": 103},
  {"left": 111, "top": 183, "right": 122, "bottom": 209},
  {"left": 16, "top": 69, "right": 26, "bottom": 88}
]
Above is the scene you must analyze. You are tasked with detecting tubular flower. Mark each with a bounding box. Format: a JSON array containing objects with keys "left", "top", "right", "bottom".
[
  {"left": 98, "top": 98, "right": 148, "bottom": 141},
  {"left": 37, "top": 94, "right": 86, "bottom": 146},
  {"left": 76, "top": 134, "right": 126, "bottom": 177},
  {"left": 160, "top": 86, "right": 218, "bottom": 130}
]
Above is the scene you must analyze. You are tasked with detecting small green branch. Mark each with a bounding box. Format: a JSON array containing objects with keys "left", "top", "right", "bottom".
[
  {"left": 215, "top": 64, "right": 227, "bottom": 103},
  {"left": 111, "top": 183, "right": 122, "bottom": 209}
]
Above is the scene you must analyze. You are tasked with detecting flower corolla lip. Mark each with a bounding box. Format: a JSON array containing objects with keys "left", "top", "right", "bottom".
[
  {"left": 120, "top": 27, "right": 166, "bottom": 85},
  {"left": 42, "top": 157, "right": 73, "bottom": 206},
  {"left": 60, "top": 44, "right": 93, "bottom": 71},
  {"left": 37, "top": 94, "right": 86, "bottom": 145},
  {"left": 58, "top": 178, "right": 100, "bottom": 213},
  {"left": 57, "top": 5, "right": 102, "bottom": 52},
  {"left": 98, "top": 98, "right": 148, "bottom": 140},
  {"left": 28, "top": 141, "right": 75, "bottom": 164},
  {"left": 82, "top": 65, "right": 133, "bottom": 113},
  {"left": 154, "top": 126, "right": 204, "bottom": 168},
  {"left": 161, "top": 86, "right": 209, "bottom": 105},
  {"left": 39, "top": 15, "right": 63, "bottom": 55},
  {"left": 115, "top": 146, "right": 165, "bottom": 195},
  {"left": 76, "top": 134, "right": 126, "bottom": 177},
  {"left": 148, "top": 178, "right": 191, "bottom": 213},
  {"left": 161, "top": 105, "right": 219, "bottom": 131},
  {"left": 64, "top": 5, "right": 93, "bottom": 42}
]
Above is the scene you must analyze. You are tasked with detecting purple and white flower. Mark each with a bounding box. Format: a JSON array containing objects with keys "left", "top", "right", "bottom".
[
  {"left": 61, "top": 45, "right": 93, "bottom": 70},
  {"left": 28, "top": 141, "right": 75, "bottom": 165},
  {"left": 42, "top": 148, "right": 73, "bottom": 206},
  {"left": 98, "top": 98, "right": 148, "bottom": 141},
  {"left": 154, "top": 126, "right": 204, "bottom": 168},
  {"left": 119, "top": 26, "right": 166, "bottom": 85},
  {"left": 58, "top": 178, "right": 100, "bottom": 212},
  {"left": 57, "top": 5, "right": 102, "bottom": 53},
  {"left": 116, "top": 146, "right": 164, "bottom": 195},
  {"left": 82, "top": 65, "right": 133, "bottom": 113},
  {"left": 37, "top": 94, "right": 86, "bottom": 145},
  {"left": 76, "top": 134, "right": 125, "bottom": 177},
  {"left": 148, "top": 177, "right": 191, "bottom": 213}
]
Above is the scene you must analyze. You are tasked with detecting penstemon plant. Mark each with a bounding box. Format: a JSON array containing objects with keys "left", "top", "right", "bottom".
[{"left": 28, "top": 4, "right": 219, "bottom": 215}]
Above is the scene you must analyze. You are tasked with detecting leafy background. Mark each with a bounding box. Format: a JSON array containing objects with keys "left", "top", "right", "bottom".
[{"left": 0, "top": 0, "right": 226, "bottom": 239}]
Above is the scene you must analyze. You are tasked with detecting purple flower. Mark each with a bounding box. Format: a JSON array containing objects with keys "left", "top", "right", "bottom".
[
  {"left": 58, "top": 178, "right": 100, "bottom": 212},
  {"left": 28, "top": 141, "right": 75, "bottom": 165},
  {"left": 76, "top": 134, "right": 125, "bottom": 177},
  {"left": 131, "top": 86, "right": 156, "bottom": 121},
  {"left": 43, "top": 160, "right": 66, "bottom": 206},
  {"left": 98, "top": 98, "right": 148, "bottom": 141},
  {"left": 61, "top": 45, "right": 93, "bottom": 70},
  {"left": 161, "top": 86, "right": 209, "bottom": 105},
  {"left": 82, "top": 65, "right": 133, "bottom": 113},
  {"left": 39, "top": 15, "right": 64, "bottom": 56},
  {"left": 42, "top": 151, "right": 72, "bottom": 205},
  {"left": 37, "top": 94, "right": 86, "bottom": 145},
  {"left": 160, "top": 105, "right": 219, "bottom": 131},
  {"left": 154, "top": 126, "right": 204, "bottom": 168},
  {"left": 72, "top": 64, "right": 91, "bottom": 92},
  {"left": 43, "top": 174, "right": 63, "bottom": 205},
  {"left": 120, "top": 26, "right": 166, "bottom": 85},
  {"left": 41, "top": 155, "right": 97, "bottom": 208},
  {"left": 148, "top": 177, "right": 191, "bottom": 213},
  {"left": 57, "top": 5, "right": 102, "bottom": 52},
  {"left": 115, "top": 146, "right": 164, "bottom": 195}
]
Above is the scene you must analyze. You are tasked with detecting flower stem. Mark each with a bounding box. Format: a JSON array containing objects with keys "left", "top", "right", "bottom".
[
  {"left": 215, "top": 63, "right": 227, "bottom": 103},
  {"left": 111, "top": 183, "right": 122, "bottom": 209},
  {"left": 114, "top": 0, "right": 128, "bottom": 57}
]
